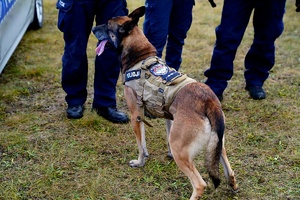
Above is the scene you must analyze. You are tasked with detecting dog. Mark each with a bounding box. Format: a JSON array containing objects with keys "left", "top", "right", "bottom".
[{"left": 92, "top": 6, "right": 237, "bottom": 199}]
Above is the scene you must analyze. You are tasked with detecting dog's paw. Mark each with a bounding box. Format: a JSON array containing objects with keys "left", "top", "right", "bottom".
[
  {"left": 142, "top": 148, "right": 149, "bottom": 158},
  {"left": 129, "top": 159, "right": 144, "bottom": 168},
  {"left": 167, "top": 152, "right": 173, "bottom": 159},
  {"left": 231, "top": 187, "right": 239, "bottom": 194}
]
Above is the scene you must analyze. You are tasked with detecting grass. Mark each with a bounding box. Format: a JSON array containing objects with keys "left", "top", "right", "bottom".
[{"left": 0, "top": 0, "right": 299, "bottom": 199}]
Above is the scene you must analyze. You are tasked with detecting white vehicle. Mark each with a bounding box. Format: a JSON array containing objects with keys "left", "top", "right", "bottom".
[{"left": 0, "top": 0, "right": 43, "bottom": 74}]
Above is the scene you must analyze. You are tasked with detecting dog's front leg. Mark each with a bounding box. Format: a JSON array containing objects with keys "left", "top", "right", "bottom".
[
  {"left": 165, "top": 119, "right": 173, "bottom": 158},
  {"left": 130, "top": 120, "right": 148, "bottom": 167},
  {"left": 124, "top": 86, "right": 148, "bottom": 167}
]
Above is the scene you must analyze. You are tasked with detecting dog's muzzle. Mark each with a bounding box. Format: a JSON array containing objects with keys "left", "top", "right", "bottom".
[
  {"left": 92, "top": 24, "right": 109, "bottom": 41},
  {"left": 92, "top": 25, "right": 110, "bottom": 56}
]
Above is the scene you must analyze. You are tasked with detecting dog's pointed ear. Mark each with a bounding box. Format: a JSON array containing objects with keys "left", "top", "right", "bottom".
[
  {"left": 119, "top": 6, "right": 145, "bottom": 35},
  {"left": 119, "top": 19, "right": 137, "bottom": 36},
  {"left": 128, "top": 6, "right": 146, "bottom": 19}
]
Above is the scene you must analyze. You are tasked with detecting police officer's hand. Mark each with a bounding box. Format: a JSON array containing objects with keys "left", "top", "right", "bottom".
[{"left": 296, "top": 0, "right": 300, "bottom": 12}]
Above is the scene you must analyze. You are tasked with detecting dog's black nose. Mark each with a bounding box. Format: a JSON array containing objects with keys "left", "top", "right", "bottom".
[
  {"left": 92, "top": 24, "right": 109, "bottom": 41},
  {"left": 92, "top": 24, "right": 107, "bottom": 33}
]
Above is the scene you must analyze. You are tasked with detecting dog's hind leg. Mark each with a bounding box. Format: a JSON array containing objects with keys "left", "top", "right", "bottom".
[
  {"left": 165, "top": 119, "right": 173, "bottom": 158},
  {"left": 220, "top": 137, "right": 238, "bottom": 191},
  {"left": 169, "top": 118, "right": 210, "bottom": 199},
  {"left": 171, "top": 145, "right": 207, "bottom": 200},
  {"left": 124, "top": 86, "right": 148, "bottom": 167}
]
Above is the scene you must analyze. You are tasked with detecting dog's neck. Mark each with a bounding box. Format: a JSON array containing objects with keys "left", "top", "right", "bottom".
[{"left": 121, "top": 27, "right": 157, "bottom": 74}]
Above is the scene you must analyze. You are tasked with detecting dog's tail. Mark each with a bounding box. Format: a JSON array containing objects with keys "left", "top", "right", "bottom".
[{"left": 205, "top": 101, "right": 224, "bottom": 189}]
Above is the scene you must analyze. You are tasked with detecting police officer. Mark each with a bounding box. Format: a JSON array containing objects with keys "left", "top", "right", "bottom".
[
  {"left": 296, "top": 0, "right": 300, "bottom": 11},
  {"left": 204, "top": 0, "right": 287, "bottom": 101},
  {"left": 143, "top": 0, "right": 195, "bottom": 71},
  {"left": 56, "top": 0, "right": 129, "bottom": 123}
]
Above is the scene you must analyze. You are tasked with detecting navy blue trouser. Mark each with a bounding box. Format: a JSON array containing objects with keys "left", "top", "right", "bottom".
[
  {"left": 204, "top": 0, "right": 286, "bottom": 96},
  {"left": 56, "top": 0, "right": 127, "bottom": 108},
  {"left": 143, "top": 0, "right": 194, "bottom": 71}
]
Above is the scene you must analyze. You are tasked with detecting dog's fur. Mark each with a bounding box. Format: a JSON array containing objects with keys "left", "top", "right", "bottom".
[{"left": 92, "top": 6, "right": 237, "bottom": 199}]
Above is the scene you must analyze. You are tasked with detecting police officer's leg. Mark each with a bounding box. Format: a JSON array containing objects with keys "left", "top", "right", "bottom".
[
  {"left": 165, "top": 0, "right": 194, "bottom": 71},
  {"left": 92, "top": 0, "right": 129, "bottom": 123},
  {"left": 57, "top": 0, "right": 95, "bottom": 118},
  {"left": 244, "top": 0, "right": 286, "bottom": 88},
  {"left": 143, "top": 0, "right": 173, "bottom": 58},
  {"left": 204, "top": 0, "right": 253, "bottom": 99}
]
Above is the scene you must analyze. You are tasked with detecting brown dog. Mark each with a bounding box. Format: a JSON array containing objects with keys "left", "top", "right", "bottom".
[{"left": 92, "top": 6, "right": 237, "bottom": 199}]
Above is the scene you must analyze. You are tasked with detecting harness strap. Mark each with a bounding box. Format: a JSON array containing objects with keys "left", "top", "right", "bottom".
[
  {"left": 141, "top": 56, "right": 162, "bottom": 69},
  {"left": 137, "top": 110, "right": 153, "bottom": 127},
  {"left": 166, "top": 74, "right": 187, "bottom": 85},
  {"left": 136, "top": 67, "right": 153, "bottom": 127},
  {"left": 144, "top": 72, "right": 165, "bottom": 107}
]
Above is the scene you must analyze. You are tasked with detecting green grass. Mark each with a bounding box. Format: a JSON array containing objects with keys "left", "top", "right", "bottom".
[{"left": 0, "top": 0, "right": 299, "bottom": 199}]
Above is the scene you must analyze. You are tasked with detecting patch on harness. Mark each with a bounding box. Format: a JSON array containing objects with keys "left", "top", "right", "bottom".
[
  {"left": 150, "top": 64, "right": 169, "bottom": 76},
  {"left": 150, "top": 64, "right": 182, "bottom": 82},
  {"left": 125, "top": 69, "right": 141, "bottom": 82}
]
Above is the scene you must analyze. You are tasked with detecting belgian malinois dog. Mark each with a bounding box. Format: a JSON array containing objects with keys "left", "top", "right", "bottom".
[{"left": 92, "top": 6, "right": 237, "bottom": 199}]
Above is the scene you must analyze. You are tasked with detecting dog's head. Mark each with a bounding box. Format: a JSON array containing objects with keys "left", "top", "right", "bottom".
[{"left": 92, "top": 6, "right": 146, "bottom": 56}]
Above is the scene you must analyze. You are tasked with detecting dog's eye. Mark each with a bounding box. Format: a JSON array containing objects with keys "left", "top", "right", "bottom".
[{"left": 110, "top": 33, "right": 115, "bottom": 39}]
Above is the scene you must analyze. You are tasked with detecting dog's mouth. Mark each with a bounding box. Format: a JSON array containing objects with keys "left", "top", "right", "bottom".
[
  {"left": 92, "top": 25, "right": 110, "bottom": 56},
  {"left": 95, "top": 40, "right": 108, "bottom": 56}
]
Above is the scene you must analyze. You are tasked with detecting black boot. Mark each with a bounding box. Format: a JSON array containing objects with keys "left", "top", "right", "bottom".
[
  {"left": 93, "top": 106, "right": 129, "bottom": 123},
  {"left": 246, "top": 86, "right": 266, "bottom": 100},
  {"left": 66, "top": 105, "right": 85, "bottom": 119}
]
